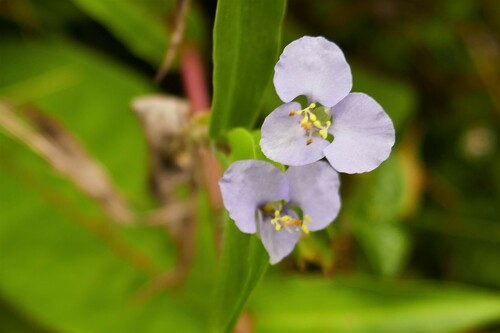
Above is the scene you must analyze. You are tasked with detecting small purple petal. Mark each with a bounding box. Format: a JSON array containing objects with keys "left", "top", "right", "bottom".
[
  {"left": 219, "top": 160, "right": 288, "bottom": 234},
  {"left": 286, "top": 161, "right": 341, "bottom": 231},
  {"left": 325, "top": 93, "right": 395, "bottom": 174},
  {"left": 260, "top": 102, "right": 329, "bottom": 166},
  {"left": 273, "top": 36, "right": 352, "bottom": 107},
  {"left": 259, "top": 211, "right": 301, "bottom": 264}
]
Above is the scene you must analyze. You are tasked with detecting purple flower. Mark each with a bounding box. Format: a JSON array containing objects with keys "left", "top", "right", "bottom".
[
  {"left": 219, "top": 160, "right": 341, "bottom": 264},
  {"left": 260, "top": 36, "right": 395, "bottom": 174}
]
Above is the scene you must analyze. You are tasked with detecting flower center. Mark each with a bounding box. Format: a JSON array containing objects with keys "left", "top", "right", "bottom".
[
  {"left": 261, "top": 201, "right": 311, "bottom": 234},
  {"left": 289, "top": 103, "right": 332, "bottom": 145}
]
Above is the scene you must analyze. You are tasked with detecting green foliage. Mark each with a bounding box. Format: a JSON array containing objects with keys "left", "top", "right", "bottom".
[
  {"left": 0, "top": 39, "right": 149, "bottom": 204},
  {"left": 251, "top": 275, "right": 500, "bottom": 333},
  {"left": 209, "top": 0, "right": 287, "bottom": 137},
  {"left": 1, "top": 0, "right": 499, "bottom": 332},
  {"left": 346, "top": 153, "right": 411, "bottom": 276},
  {"left": 70, "top": 0, "right": 171, "bottom": 65},
  {"left": 0, "top": 160, "right": 199, "bottom": 332},
  {"left": 211, "top": 222, "right": 268, "bottom": 333},
  {"left": 0, "top": 38, "right": 197, "bottom": 332}
]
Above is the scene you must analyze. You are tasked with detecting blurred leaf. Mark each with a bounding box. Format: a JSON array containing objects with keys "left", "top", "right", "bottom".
[
  {"left": 182, "top": 190, "right": 218, "bottom": 321},
  {"left": 210, "top": 127, "right": 269, "bottom": 333},
  {"left": 0, "top": 297, "right": 50, "bottom": 333},
  {"left": 296, "top": 231, "right": 334, "bottom": 273},
  {"left": 209, "top": 0, "right": 287, "bottom": 137},
  {"left": 0, "top": 38, "right": 205, "bottom": 331},
  {"left": 251, "top": 275, "right": 500, "bottom": 333},
  {"left": 70, "top": 0, "right": 171, "bottom": 65},
  {"left": 412, "top": 210, "right": 500, "bottom": 288},
  {"left": 0, "top": 143, "right": 201, "bottom": 332},
  {"left": 345, "top": 152, "right": 411, "bottom": 276},
  {"left": 0, "top": 38, "right": 151, "bottom": 205}
]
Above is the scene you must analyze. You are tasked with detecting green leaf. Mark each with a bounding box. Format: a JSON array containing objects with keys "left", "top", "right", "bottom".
[
  {"left": 0, "top": 38, "right": 203, "bottom": 332},
  {"left": 228, "top": 127, "right": 259, "bottom": 161},
  {"left": 0, "top": 297, "right": 50, "bottom": 333},
  {"left": 0, "top": 38, "right": 151, "bottom": 205},
  {"left": 70, "top": 0, "right": 171, "bottom": 65},
  {"left": 345, "top": 152, "right": 411, "bottom": 276},
  {"left": 250, "top": 275, "right": 500, "bottom": 333},
  {"left": 209, "top": 0, "right": 287, "bottom": 137},
  {"left": 0, "top": 143, "right": 201, "bottom": 332},
  {"left": 210, "top": 222, "right": 268, "bottom": 333},
  {"left": 227, "top": 127, "right": 268, "bottom": 163}
]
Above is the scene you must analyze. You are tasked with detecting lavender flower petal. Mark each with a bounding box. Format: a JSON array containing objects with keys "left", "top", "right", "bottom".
[
  {"left": 286, "top": 161, "right": 341, "bottom": 231},
  {"left": 259, "top": 211, "right": 301, "bottom": 264},
  {"left": 260, "top": 102, "right": 329, "bottom": 166},
  {"left": 219, "top": 160, "right": 289, "bottom": 234},
  {"left": 273, "top": 36, "right": 352, "bottom": 107},
  {"left": 324, "top": 93, "right": 395, "bottom": 174}
]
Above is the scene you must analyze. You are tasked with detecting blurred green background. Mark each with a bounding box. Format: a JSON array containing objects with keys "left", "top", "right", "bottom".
[{"left": 0, "top": 0, "right": 499, "bottom": 332}]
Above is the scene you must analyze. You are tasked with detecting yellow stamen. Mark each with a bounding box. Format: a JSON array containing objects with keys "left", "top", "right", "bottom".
[
  {"left": 270, "top": 211, "right": 312, "bottom": 235},
  {"left": 291, "top": 103, "right": 333, "bottom": 145}
]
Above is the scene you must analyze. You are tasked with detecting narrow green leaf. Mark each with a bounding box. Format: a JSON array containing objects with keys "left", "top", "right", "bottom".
[
  {"left": 210, "top": 222, "right": 268, "bottom": 333},
  {"left": 209, "top": 0, "right": 287, "bottom": 137},
  {"left": 251, "top": 275, "right": 500, "bottom": 333}
]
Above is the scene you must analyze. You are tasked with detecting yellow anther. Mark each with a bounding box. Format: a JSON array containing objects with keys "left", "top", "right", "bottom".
[
  {"left": 309, "top": 103, "right": 316, "bottom": 108},
  {"left": 309, "top": 113, "right": 317, "bottom": 122},
  {"left": 319, "top": 129, "right": 328, "bottom": 139},
  {"left": 326, "top": 120, "right": 331, "bottom": 127},
  {"left": 269, "top": 211, "right": 312, "bottom": 235},
  {"left": 313, "top": 120, "right": 322, "bottom": 128}
]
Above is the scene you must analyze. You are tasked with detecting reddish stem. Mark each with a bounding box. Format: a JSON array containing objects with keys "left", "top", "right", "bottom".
[
  {"left": 181, "top": 44, "right": 211, "bottom": 113},
  {"left": 180, "top": 43, "right": 222, "bottom": 210}
]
